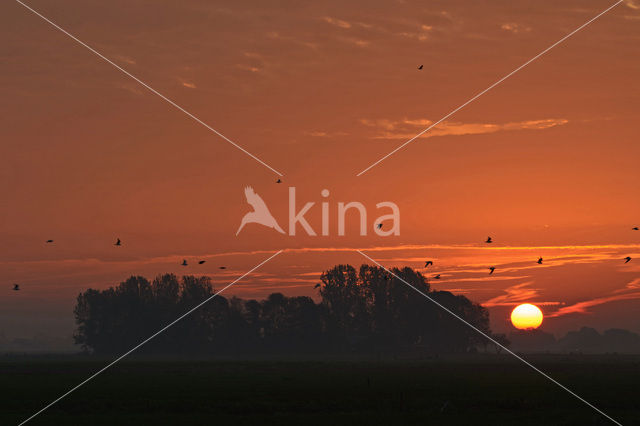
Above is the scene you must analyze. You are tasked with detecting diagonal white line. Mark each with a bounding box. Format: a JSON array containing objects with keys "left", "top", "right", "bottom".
[
  {"left": 356, "top": 250, "right": 623, "bottom": 425},
  {"left": 18, "top": 250, "right": 284, "bottom": 426},
  {"left": 356, "top": 0, "right": 624, "bottom": 177},
  {"left": 15, "top": 0, "right": 283, "bottom": 177}
]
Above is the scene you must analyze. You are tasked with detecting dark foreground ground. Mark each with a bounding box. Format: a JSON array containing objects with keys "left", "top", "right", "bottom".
[{"left": 1, "top": 354, "right": 638, "bottom": 425}]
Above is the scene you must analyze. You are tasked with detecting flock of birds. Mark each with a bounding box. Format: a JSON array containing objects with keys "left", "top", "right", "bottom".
[
  {"left": 309, "top": 228, "right": 637, "bottom": 290},
  {"left": 11, "top": 228, "right": 639, "bottom": 292},
  {"left": 414, "top": 232, "right": 637, "bottom": 282},
  {"left": 10, "top": 183, "right": 638, "bottom": 294},
  {"left": 11, "top": 238, "right": 227, "bottom": 291}
]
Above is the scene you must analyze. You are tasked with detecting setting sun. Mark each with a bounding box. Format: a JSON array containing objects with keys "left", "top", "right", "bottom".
[{"left": 510, "top": 304, "right": 543, "bottom": 330}]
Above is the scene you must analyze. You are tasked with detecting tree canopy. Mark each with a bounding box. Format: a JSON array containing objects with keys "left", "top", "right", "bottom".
[{"left": 74, "top": 264, "right": 494, "bottom": 355}]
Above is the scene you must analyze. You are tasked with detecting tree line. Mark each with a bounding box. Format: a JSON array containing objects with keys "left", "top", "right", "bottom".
[{"left": 74, "top": 264, "right": 505, "bottom": 355}]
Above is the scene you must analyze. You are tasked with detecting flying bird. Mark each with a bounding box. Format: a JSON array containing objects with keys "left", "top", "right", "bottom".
[
  {"left": 485, "top": 237, "right": 492, "bottom": 244},
  {"left": 633, "top": 227, "right": 639, "bottom": 231},
  {"left": 489, "top": 267, "right": 495, "bottom": 274},
  {"left": 537, "top": 257, "right": 543, "bottom": 265},
  {"left": 219, "top": 266, "right": 226, "bottom": 270},
  {"left": 314, "top": 283, "right": 321, "bottom": 289},
  {"left": 46, "top": 239, "right": 54, "bottom": 243},
  {"left": 114, "top": 238, "right": 122, "bottom": 246},
  {"left": 425, "top": 261, "right": 433, "bottom": 268},
  {"left": 433, "top": 274, "right": 441, "bottom": 279},
  {"left": 12, "top": 284, "right": 19, "bottom": 291},
  {"left": 624, "top": 257, "right": 632, "bottom": 264},
  {"left": 236, "top": 186, "right": 285, "bottom": 235},
  {"left": 418, "top": 64, "right": 423, "bottom": 70},
  {"left": 181, "top": 259, "right": 188, "bottom": 266},
  {"left": 198, "top": 260, "right": 206, "bottom": 265}
]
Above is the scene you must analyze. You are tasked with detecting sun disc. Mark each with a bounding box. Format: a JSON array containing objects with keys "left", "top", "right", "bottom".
[{"left": 510, "top": 303, "right": 543, "bottom": 330}]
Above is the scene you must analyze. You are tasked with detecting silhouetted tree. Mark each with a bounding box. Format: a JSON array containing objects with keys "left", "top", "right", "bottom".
[{"left": 74, "top": 265, "right": 494, "bottom": 356}]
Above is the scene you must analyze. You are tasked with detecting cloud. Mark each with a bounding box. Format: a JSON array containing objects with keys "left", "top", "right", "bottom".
[
  {"left": 621, "top": 278, "right": 640, "bottom": 290},
  {"left": 443, "top": 275, "right": 530, "bottom": 283},
  {"left": 322, "top": 16, "right": 352, "bottom": 29},
  {"left": 548, "top": 278, "right": 640, "bottom": 318},
  {"left": 482, "top": 282, "right": 540, "bottom": 307},
  {"left": 5, "top": 244, "right": 640, "bottom": 266},
  {"left": 114, "top": 82, "right": 143, "bottom": 96},
  {"left": 305, "top": 131, "right": 349, "bottom": 137},
  {"left": 624, "top": 0, "right": 639, "bottom": 9},
  {"left": 236, "top": 64, "right": 260, "bottom": 73},
  {"left": 500, "top": 23, "right": 532, "bottom": 34},
  {"left": 432, "top": 287, "right": 487, "bottom": 294},
  {"left": 181, "top": 81, "right": 197, "bottom": 89},
  {"left": 397, "top": 24, "right": 434, "bottom": 41},
  {"left": 337, "top": 37, "right": 370, "bottom": 47},
  {"left": 113, "top": 54, "right": 136, "bottom": 65},
  {"left": 266, "top": 31, "right": 318, "bottom": 50},
  {"left": 360, "top": 117, "right": 569, "bottom": 140},
  {"left": 547, "top": 291, "right": 640, "bottom": 318},
  {"left": 356, "top": 22, "right": 375, "bottom": 29}
]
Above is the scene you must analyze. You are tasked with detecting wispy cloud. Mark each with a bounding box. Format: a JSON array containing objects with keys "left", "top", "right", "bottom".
[
  {"left": 266, "top": 31, "right": 318, "bottom": 50},
  {"left": 547, "top": 292, "right": 640, "bottom": 317},
  {"left": 113, "top": 54, "right": 136, "bottom": 65},
  {"left": 624, "top": 0, "right": 639, "bottom": 10},
  {"left": 236, "top": 64, "right": 260, "bottom": 73},
  {"left": 396, "top": 24, "right": 434, "bottom": 41},
  {"left": 500, "top": 23, "right": 532, "bottom": 34},
  {"left": 359, "top": 118, "right": 568, "bottom": 140},
  {"left": 322, "top": 16, "right": 352, "bottom": 29},
  {"left": 548, "top": 278, "right": 640, "bottom": 318},
  {"left": 483, "top": 282, "right": 540, "bottom": 307},
  {"left": 305, "top": 131, "right": 349, "bottom": 138},
  {"left": 5, "top": 244, "right": 639, "bottom": 266},
  {"left": 114, "top": 82, "right": 143, "bottom": 96},
  {"left": 338, "top": 37, "right": 370, "bottom": 47}
]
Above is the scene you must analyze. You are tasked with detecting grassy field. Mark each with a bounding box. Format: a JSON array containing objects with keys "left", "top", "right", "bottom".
[{"left": 1, "top": 354, "right": 638, "bottom": 425}]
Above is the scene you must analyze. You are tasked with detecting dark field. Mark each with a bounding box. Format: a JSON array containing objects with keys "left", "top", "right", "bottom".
[{"left": 2, "top": 354, "right": 639, "bottom": 425}]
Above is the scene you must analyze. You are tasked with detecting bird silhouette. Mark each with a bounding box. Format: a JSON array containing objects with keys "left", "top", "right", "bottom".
[
  {"left": 13, "top": 284, "right": 19, "bottom": 291},
  {"left": 276, "top": 178, "right": 282, "bottom": 183},
  {"left": 418, "top": 64, "right": 423, "bottom": 70},
  {"left": 489, "top": 267, "right": 495, "bottom": 274},
  {"left": 219, "top": 266, "right": 226, "bottom": 270},
  {"left": 314, "top": 283, "right": 321, "bottom": 289},
  {"left": 537, "top": 257, "right": 543, "bottom": 265},
  {"left": 46, "top": 239, "right": 54, "bottom": 243},
  {"left": 377, "top": 223, "right": 383, "bottom": 230},
  {"left": 198, "top": 260, "right": 206, "bottom": 265},
  {"left": 236, "top": 186, "right": 285, "bottom": 235},
  {"left": 633, "top": 227, "right": 639, "bottom": 231},
  {"left": 433, "top": 274, "right": 441, "bottom": 279},
  {"left": 485, "top": 237, "right": 492, "bottom": 243},
  {"left": 114, "top": 238, "right": 121, "bottom": 246},
  {"left": 624, "top": 256, "right": 632, "bottom": 264},
  {"left": 425, "top": 261, "right": 433, "bottom": 268},
  {"left": 181, "top": 259, "right": 188, "bottom": 266}
]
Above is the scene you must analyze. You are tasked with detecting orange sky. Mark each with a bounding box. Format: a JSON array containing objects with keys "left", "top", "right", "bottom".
[{"left": 1, "top": 0, "right": 640, "bottom": 348}]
